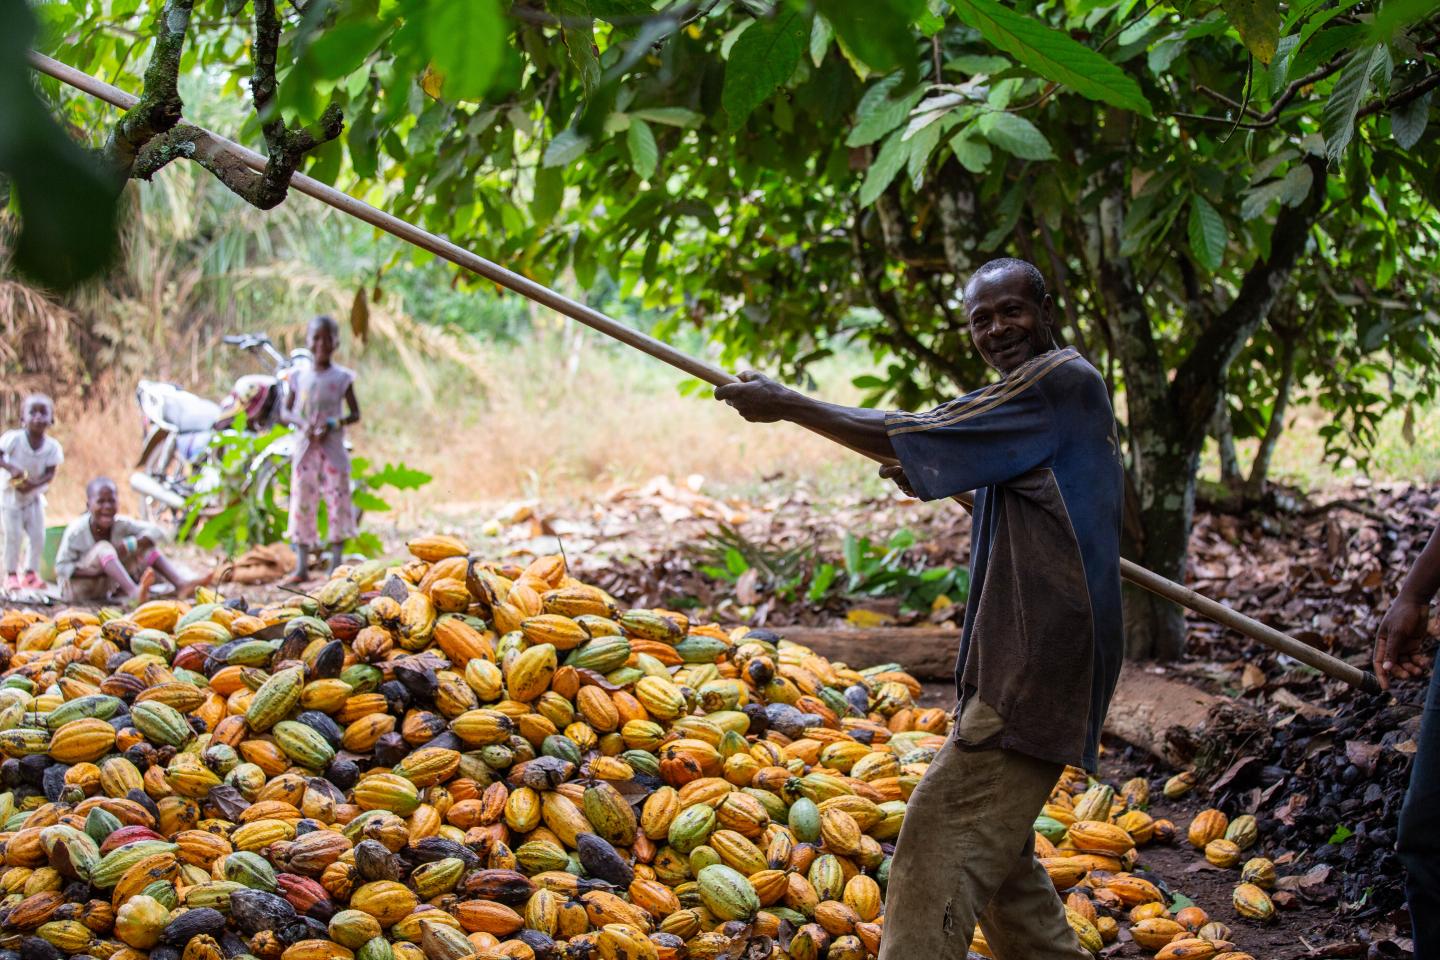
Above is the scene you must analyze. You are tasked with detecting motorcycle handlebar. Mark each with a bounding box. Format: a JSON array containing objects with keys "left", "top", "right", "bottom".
[{"left": 224, "top": 333, "right": 274, "bottom": 350}]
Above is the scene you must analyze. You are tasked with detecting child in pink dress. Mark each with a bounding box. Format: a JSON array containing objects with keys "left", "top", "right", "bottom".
[{"left": 282, "top": 315, "right": 361, "bottom": 581}]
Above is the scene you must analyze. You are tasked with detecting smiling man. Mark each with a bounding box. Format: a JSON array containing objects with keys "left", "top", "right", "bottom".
[{"left": 715, "top": 257, "right": 1124, "bottom": 958}]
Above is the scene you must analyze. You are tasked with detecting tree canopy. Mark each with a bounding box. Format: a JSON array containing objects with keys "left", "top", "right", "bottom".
[{"left": 17, "top": 0, "right": 1440, "bottom": 656}]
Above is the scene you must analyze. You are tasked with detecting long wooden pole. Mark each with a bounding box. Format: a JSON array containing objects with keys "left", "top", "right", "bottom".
[{"left": 28, "top": 52, "right": 1381, "bottom": 694}]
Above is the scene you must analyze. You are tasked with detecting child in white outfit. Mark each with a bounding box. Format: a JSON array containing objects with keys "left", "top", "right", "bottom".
[{"left": 0, "top": 394, "right": 64, "bottom": 592}]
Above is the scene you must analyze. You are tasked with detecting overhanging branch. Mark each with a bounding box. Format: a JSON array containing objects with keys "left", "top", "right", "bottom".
[
  {"left": 103, "top": 0, "right": 194, "bottom": 177},
  {"left": 100, "top": 0, "right": 342, "bottom": 208}
]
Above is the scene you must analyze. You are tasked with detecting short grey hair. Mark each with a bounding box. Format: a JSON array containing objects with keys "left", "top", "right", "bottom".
[{"left": 966, "top": 258, "right": 1048, "bottom": 306}]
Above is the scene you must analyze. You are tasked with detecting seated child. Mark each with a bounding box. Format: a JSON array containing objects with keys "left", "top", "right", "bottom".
[
  {"left": 0, "top": 394, "right": 64, "bottom": 591},
  {"left": 55, "top": 478, "right": 208, "bottom": 603}
]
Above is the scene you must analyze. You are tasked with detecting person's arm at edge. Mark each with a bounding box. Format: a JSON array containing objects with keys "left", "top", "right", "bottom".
[{"left": 1374, "top": 518, "right": 1440, "bottom": 689}]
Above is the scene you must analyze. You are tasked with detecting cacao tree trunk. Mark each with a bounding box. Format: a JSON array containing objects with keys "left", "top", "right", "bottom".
[{"left": 1122, "top": 438, "right": 1200, "bottom": 661}]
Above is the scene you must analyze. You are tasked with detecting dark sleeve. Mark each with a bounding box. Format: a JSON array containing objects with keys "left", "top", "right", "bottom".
[{"left": 884, "top": 380, "right": 1057, "bottom": 501}]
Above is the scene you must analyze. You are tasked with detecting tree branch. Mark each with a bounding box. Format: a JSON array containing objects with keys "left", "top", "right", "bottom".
[
  {"left": 103, "top": 0, "right": 194, "bottom": 177},
  {"left": 1357, "top": 71, "right": 1440, "bottom": 119},
  {"left": 1185, "top": 57, "right": 1348, "bottom": 130},
  {"left": 1213, "top": 404, "right": 1241, "bottom": 488},
  {"left": 102, "top": 0, "right": 342, "bottom": 210},
  {"left": 1171, "top": 155, "right": 1326, "bottom": 450},
  {"left": 230, "top": 0, "right": 343, "bottom": 209}
]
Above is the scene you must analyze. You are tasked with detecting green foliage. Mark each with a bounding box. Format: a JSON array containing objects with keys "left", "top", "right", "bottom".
[
  {"left": 945, "top": 0, "right": 1154, "bottom": 115},
  {"left": 697, "top": 523, "right": 813, "bottom": 604},
  {"left": 178, "top": 421, "right": 293, "bottom": 556},
  {"left": 722, "top": 8, "right": 810, "bottom": 127},
  {"left": 0, "top": 0, "right": 118, "bottom": 289},
  {"left": 836, "top": 529, "right": 968, "bottom": 612},
  {"left": 698, "top": 523, "right": 966, "bottom": 612},
  {"left": 1221, "top": 0, "right": 1281, "bottom": 63}
]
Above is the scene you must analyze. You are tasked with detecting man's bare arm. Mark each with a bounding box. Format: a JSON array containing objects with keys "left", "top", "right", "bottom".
[{"left": 713, "top": 371, "right": 897, "bottom": 462}]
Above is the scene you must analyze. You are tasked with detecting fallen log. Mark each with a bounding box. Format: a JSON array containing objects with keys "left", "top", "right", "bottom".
[
  {"left": 775, "top": 625, "right": 961, "bottom": 680},
  {"left": 777, "top": 626, "right": 1261, "bottom": 768}
]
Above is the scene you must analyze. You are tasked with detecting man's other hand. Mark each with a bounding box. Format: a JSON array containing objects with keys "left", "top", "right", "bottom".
[
  {"left": 879, "top": 463, "right": 916, "bottom": 498},
  {"left": 1374, "top": 596, "right": 1432, "bottom": 690},
  {"left": 714, "top": 371, "right": 792, "bottom": 423}
]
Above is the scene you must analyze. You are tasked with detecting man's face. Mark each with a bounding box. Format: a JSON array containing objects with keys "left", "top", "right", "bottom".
[
  {"left": 89, "top": 484, "right": 119, "bottom": 528},
  {"left": 964, "top": 270, "right": 1055, "bottom": 374},
  {"left": 23, "top": 401, "right": 52, "bottom": 433}
]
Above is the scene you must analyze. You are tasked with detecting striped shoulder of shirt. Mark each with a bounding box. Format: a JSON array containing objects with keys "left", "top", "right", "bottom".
[{"left": 885, "top": 348, "right": 1079, "bottom": 436}]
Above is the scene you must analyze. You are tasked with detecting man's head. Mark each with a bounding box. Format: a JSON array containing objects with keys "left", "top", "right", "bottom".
[
  {"left": 22, "top": 394, "right": 53, "bottom": 434},
  {"left": 307, "top": 315, "right": 339, "bottom": 365},
  {"left": 962, "top": 258, "right": 1057, "bottom": 374},
  {"left": 86, "top": 477, "right": 119, "bottom": 529}
]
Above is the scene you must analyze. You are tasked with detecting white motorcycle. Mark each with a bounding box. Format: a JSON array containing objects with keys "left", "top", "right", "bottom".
[{"left": 130, "top": 334, "right": 311, "bottom": 530}]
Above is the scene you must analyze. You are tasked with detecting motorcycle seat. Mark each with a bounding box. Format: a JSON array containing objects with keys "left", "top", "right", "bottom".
[{"left": 139, "top": 381, "right": 222, "bottom": 432}]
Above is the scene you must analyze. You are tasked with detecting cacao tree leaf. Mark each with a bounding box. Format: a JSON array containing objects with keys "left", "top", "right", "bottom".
[
  {"left": 1322, "top": 43, "right": 1387, "bottom": 162},
  {"left": 532, "top": 166, "right": 564, "bottom": 223},
  {"left": 1391, "top": 89, "right": 1431, "bottom": 149},
  {"left": 906, "top": 119, "right": 942, "bottom": 184},
  {"left": 722, "top": 7, "right": 808, "bottom": 126},
  {"left": 1277, "top": 162, "right": 1314, "bottom": 206},
  {"left": 810, "top": 13, "right": 834, "bottom": 67},
  {"left": 847, "top": 73, "right": 926, "bottom": 146},
  {"left": 627, "top": 117, "right": 658, "bottom": 178},
  {"left": 946, "top": 0, "right": 1154, "bottom": 116},
  {"left": 816, "top": 0, "right": 925, "bottom": 76},
  {"left": 0, "top": 0, "right": 119, "bottom": 289},
  {"left": 543, "top": 129, "right": 591, "bottom": 167},
  {"left": 306, "top": 20, "right": 390, "bottom": 79},
  {"left": 1221, "top": 0, "right": 1280, "bottom": 63},
  {"left": 557, "top": 0, "right": 602, "bottom": 94},
  {"left": 630, "top": 107, "right": 701, "bottom": 127},
  {"left": 1288, "top": 23, "right": 1364, "bottom": 85},
  {"left": 858, "top": 130, "right": 911, "bottom": 206},
  {"left": 948, "top": 128, "right": 992, "bottom": 172},
  {"left": 423, "top": 0, "right": 506, "bottom": 101},
  {"left": 1240, "top": 178, "right": 1290, "bottom": 219},
  {"left": 1187, "top": 196, "right": 1226, "bottom": 271},
  {"left": 977, "top": 111, "right": 1055, "bottom": 160}
]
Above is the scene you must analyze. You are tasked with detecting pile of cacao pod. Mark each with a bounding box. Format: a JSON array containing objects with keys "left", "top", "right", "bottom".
[
  {"left": 0, "top": 536, "right": 961, "bottom": 960},
  {"left": 1011, "top": 768, "right": 1280, "bottom": 960}
]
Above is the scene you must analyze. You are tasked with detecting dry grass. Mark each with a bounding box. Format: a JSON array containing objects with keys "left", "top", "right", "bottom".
[{"left": 351, "top": 335, "right": 875, "bottom": 525}]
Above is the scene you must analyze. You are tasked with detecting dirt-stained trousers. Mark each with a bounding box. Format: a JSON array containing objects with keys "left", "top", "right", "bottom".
[{"left": 877, "top": 733, "right": 1091, "bottom": 960}]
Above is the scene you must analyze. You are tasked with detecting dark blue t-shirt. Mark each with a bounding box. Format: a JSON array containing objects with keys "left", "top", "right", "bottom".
[{"left": 886, "top": 347, "right": 1124, "bottom": 771}]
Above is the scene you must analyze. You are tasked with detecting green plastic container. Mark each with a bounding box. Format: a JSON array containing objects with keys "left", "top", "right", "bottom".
[{"left": 40, "top": 525, "right": 65, "bottom": 582}]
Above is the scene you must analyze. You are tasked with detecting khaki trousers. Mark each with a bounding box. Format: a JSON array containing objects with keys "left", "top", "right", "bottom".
[{"left": 878, "top": 736, "right": 1089, "bottom": 960}]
